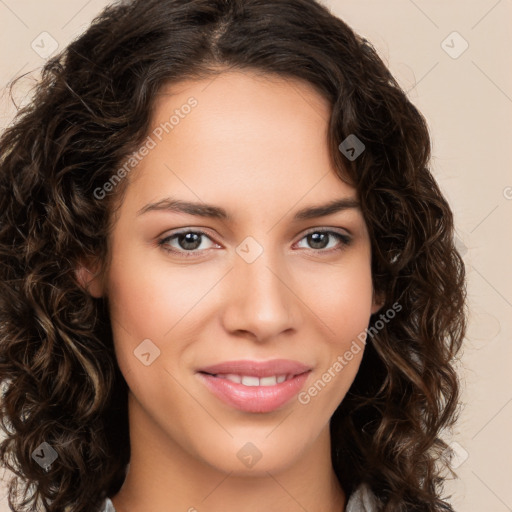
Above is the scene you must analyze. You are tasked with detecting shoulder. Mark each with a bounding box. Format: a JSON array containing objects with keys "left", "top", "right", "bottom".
[{"left": 346, "top": 482, "right": 380, "bottom": 512}]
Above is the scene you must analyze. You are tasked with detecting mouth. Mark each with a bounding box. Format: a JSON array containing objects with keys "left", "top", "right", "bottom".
[
  {"left": 196, "top": 359, "right": 312, "bottom": 413},
  {"left": 199, "top": 373, "right": 295, "bottom": 386}
]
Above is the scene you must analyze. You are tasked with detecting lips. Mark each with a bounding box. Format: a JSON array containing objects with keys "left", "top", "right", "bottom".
[
  {"left": 197, "top": 359, "right": 312, "bottom": 378},
  {"left": 196, "top": 359, "right": 312, "bottom": 413}
]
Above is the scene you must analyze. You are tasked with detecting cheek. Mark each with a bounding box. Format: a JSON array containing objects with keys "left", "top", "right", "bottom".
[
  {"left": 105, "top": 242, "right": 219, "bottom": 372},
  {"left": 298, "top": 272, "right": 373, "bottom": 417},
  {"left": 298, "top": 255, "right": 373, "bottom": 405},
  {"left": 300, "top": 253, "right": 374, "bottom": 342}
]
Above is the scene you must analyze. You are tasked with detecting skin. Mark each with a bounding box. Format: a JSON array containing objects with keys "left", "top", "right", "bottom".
[{"left": 78, "top": 69, "right": 383, "bottom": 512}]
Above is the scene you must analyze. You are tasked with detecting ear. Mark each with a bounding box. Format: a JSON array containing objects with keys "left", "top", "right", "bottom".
[
  {"left": 371, "top": 289, "right": 385, "bottom": 315},
  {"left": 74, "top": 258, "right": 104, "bottom": 298}
]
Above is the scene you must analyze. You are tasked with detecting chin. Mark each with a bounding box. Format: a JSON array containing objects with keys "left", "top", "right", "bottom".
[{"left": 195, "top": 434, "right": 307, "bottom": 476}]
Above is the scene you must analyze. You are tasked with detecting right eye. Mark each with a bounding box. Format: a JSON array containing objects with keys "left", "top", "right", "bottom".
[{"left": 158, "top": 229, "right": 221, "bottom": 258}]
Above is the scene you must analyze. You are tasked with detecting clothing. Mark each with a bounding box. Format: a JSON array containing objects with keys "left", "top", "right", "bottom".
[
  {"left": 345, "top": 482, "right": 379, "bottom": 512},
  {"left": 100, "top": 498, "right": 115, "bottom": 512},
  {"left": 99, "top": 482, "right": 378, "bottom": 511}
]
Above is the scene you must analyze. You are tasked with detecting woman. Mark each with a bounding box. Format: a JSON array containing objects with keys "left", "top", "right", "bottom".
[{"left": 0, "top": 0, "right": 466, "bottom": 511}]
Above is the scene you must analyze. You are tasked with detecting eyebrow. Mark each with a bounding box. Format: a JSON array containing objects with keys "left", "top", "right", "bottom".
[{"left": 136, "top": 196, "right": 360, "bottom": 221}]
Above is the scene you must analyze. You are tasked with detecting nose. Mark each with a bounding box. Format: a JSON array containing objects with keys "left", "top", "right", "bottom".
[{"left": 221, "top": 248, "right": 301, "bottom": 342}]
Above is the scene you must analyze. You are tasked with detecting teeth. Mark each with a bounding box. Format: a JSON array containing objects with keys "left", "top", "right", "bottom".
[
  {"left": 260, "top": 376, "right": 277, "bottom": 386},
  {"left": 241, "top": 376, "right": 260, "bottom": 387},
  {"left": 224, "top": 374, "right": 242, "bottom": 384},
  {"left": 217, "top": 374, "right": 289, "bottom": 386}
]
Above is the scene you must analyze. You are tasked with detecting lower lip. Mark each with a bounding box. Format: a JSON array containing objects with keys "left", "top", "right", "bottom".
[{"left": 197, "top": 371, "right": 311, "bottom": 413}]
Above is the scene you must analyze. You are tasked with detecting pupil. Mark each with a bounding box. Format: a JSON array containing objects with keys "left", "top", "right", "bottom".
[
  {"left": 309, "top": 232, "right": 328, "bottom": 249},
  {"left": 180, "top": 233, "right": 201, "bottom": 250}
]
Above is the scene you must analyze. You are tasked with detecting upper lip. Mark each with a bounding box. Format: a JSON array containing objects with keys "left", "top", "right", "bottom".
[{"left": 197, "top": 359, "right": 312, "bottom": 378}]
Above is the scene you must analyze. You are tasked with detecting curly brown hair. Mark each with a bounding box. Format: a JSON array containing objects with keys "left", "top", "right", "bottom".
[{"left": 0, "top": 0, "right": 467, "bottom": 510}]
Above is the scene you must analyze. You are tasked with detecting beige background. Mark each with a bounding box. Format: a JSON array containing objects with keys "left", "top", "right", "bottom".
[{"left": 0, "top": 1, "right": 511, "bottom": 510}]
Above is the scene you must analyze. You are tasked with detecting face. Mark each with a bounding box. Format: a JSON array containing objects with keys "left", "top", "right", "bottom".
[{"left": 81, "top": 69, "right": 382, "bottom": 476}]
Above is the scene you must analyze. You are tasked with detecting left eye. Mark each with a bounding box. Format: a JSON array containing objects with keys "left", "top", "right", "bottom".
[
  {"left": 158, "top": 229, "right": 351, "bottom": 257},
  {"left": 295, "top": 230, "right": 351, "bottom": 252}
]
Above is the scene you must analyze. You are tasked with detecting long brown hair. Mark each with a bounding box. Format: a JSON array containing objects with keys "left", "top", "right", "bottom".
[{"left": 0, "top": 1, "right": 466, "bottom": 510}]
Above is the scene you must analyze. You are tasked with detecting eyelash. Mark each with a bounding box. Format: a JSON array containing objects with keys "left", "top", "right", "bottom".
[{"left": 157, "top": 228, "right": 351, "bottom": 258}]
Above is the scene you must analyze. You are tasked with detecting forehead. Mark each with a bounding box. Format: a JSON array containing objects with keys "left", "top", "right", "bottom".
[
  {"left": 155, "top": 68, "right": 331, "bottom": 118},
  {"left": 149, "top": 69, "right": 332, "bottom": 153},
  {"left": 118, "top": 70, "right": 356, "bottom": 221}
]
